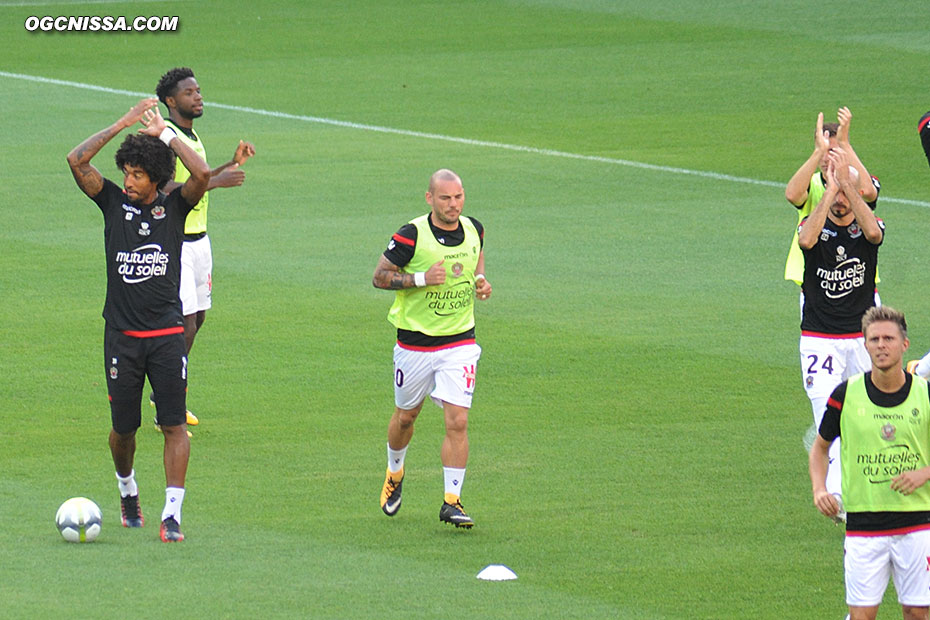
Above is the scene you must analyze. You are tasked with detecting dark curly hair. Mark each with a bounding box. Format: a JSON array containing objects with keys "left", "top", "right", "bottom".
[
  {"left": 156, "top": 67, "right": 195, "bottom": 104},
  {"left": 115, "top": 134, "right": 176, "bottom": 190}
]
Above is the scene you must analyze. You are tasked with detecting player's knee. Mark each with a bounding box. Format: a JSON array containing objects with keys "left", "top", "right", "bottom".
[
  {"left": 394, "top": 406, "right": 421, "bottom": 428},
  {"left": 444, "top": 409, "right": 469, "bottom": 433}
]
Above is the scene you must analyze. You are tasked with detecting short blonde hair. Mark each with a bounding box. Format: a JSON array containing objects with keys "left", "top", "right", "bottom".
[{"left": 862, "top": 306, "right": 908, "bottom": 339}]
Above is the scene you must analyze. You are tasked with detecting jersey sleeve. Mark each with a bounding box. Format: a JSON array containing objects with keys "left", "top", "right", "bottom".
[
  {"left": 166, "top": 185, "right": 196, "bottom": 217},
  {"left": 469, "top": 217, "right": 485, "bottom": 249},
  {"left": 90, "top": 178, "right": 124, "bottom": 214},
  {"left": 866, "top": 175, "right": 880, "bottom": 210},
  {"left": 919, "top": 112, "right": 930, "bottom": 168},
  {"left": 818, "top": 381, "right": 847, "bottom": 442},
  {"left": 383, "top": 223, "right": 417, "bottom": 268}
]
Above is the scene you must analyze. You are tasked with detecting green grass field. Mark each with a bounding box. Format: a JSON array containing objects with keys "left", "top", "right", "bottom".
[{"left": 3, "top": 1, "right": 930, "bottom": 617}]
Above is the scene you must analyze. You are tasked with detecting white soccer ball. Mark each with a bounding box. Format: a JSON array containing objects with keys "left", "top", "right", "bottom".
[{"left": 55, "top": 497, "right": 102, "bottom": 543}]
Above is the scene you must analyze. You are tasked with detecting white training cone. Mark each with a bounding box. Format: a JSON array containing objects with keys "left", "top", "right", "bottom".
[{"left": 476, "top": 564, "right": 518, "bottom": 581}]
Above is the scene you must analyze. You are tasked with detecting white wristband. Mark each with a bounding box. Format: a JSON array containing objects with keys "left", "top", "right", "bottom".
[
  {"left": 474, "top": 274, "right": 486, "bottom": 283},
  {"left": 413, "top": 272, "right": 427, "bottom": 287},
  {"left": 158, "top": 127, "right": 177, "bottom": 146}
]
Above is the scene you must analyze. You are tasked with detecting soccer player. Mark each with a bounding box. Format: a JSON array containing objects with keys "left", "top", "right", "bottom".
[
  {"left": 151, "top": 67, "right": 256, "bottom": 427},
  {"left": 372, "top": 169, "right": 493, "bottom": 528},
  {"left": 798, "top": 147, "right": 885, "bottom": 522},
  {"left": 67, "top": 97, "right": 210, "bottom": 543},
  {"left": 784, "top": 107, "right": 880, "bottom": 287},
  {"left": 810, "top": 306, "right": 930, "bottom": 620}
]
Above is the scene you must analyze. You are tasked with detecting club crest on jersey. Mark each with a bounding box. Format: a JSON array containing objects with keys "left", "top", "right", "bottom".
[
  {"left": 452, "top": 262, "right": 464, "bottom": 277},
  {"left": 805, "top": 375, "right": 814, "bottom": 389},
  {"left": 138, "top": 222, "right": 151, "bottom": 237},
  {"left": 151, "top": 206, "right": 166, "bottom": 220},
  {"left": 848, "top": 223, "right": 862, "bottom": 239},
  {"left": 881, "top": 424, "right": 896, "bottom": 441},
  {"left": 835, "top": 245, "right": 847, "bottom": 263},
  {"left": 110, "top": 366, "right": 118, "bottom": 380}
]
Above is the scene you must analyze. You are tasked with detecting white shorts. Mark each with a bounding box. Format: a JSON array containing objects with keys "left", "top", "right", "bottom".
[
  {"left": 179, "top": 235, "right": 213, "bottom": 316},
  {"left": 799, "top": 334, "right": 870, "bottom": 428},
  {"left": 392, "top": 343, "right": 481, "bottom": 410},
  {"left": 845, "top": 530, "right": 930, "bottom": 607}
]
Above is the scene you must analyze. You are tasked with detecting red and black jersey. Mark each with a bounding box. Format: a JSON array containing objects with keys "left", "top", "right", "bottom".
[
  {"left": 800, "top": 215, "right": 883, "bottom": 335},
  {"left": 919, "top": 111, "right": 930, "bottom": 168},
  {"left": 92, "top": 178, "right": 194, "bottom": 334},
  {"left": 383, "top": 215, "right": 484, "bottom": 268}
]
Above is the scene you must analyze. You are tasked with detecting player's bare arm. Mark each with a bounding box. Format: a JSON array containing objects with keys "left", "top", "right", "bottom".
[
  {"left": 474, "top": 251, "right": 492, "bottom": 301},
  {"left": 797, "top": 169, "right": 837, "bottom": 250},
  {"left": 372, "top": 256, "right": 445, "bottom": 290},
  {"left": 832, "top": 148, "right": 882, "bottom": 244},
  {"left": 140, "top": 106, "right": 210, "bottom": 205},
  {"left": 785, "top": 112, "right": 829, "bottom": 206},
  {"left": 809, "top": 434, "right": 840, "bottom": 517},
  {"left": 206, "top": 141, "right": 256, "bottom": 189},
  {"left": 67, "top": 97, "right": 159, "bottom": 198},
  {"left": 836, "top": 107, "right": 878, "bottom": 202}
]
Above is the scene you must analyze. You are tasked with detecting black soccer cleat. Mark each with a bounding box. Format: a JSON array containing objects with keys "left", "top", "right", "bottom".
[
  {"left": 160, "top": 517, "right": 184, "bottom": 542},
  {"left": 439, "top": 500, "right": 475, "bottom": 529},
  {"left": 120, "top": 494, "right": 144, "bottom": 528}
]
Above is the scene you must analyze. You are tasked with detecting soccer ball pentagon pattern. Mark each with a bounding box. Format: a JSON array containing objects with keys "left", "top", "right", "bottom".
[{"left": 56, "top": 497, "right": 102, "bottom": 543}]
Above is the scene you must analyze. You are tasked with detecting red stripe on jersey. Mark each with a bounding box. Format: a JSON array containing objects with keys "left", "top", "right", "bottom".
[
  {"left": 122, "top": 326, "right": 185, "bottom": 338},
  {"left": 801, "top": 330, "right": 863, "bottom": 339},
  {"left": 397, "top": 338, "right": 476, "bottom": 352},
  {"left": 827, "top": 397, "right": 842, "bottom": 410},
  {"left": 919, "top": 115, "right": 930, "bottom": 133},
  {"left": 392, "top": 233, "right": 415, "bottom": 247},
  {"left": 847, "top": 522, "right": 930, "bottom": 537}
]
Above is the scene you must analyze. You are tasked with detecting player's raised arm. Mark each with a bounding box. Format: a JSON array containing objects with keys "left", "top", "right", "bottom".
[
  {"left": 832, "top": 148, "right": 882, "bottom": 244},
  {"left": 797, "top": 160, "right": 838, "bottom": 250},
  {"left": 785, "top": 112, "right": 829, "bottom": 207},
  {"left": 139, "top": 105, "right": 210, "bottom": 206},
  {"left": 835, "top": 107, "right": 878, "bottom": 202},
  {"left": 207, "top": 140, "right": 256, "bottom": 189},
  {"left": 67, "top": 97, "right": 159, "bottom": 198}
]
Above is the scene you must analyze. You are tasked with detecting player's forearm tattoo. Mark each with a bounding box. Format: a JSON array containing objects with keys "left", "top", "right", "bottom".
[
  {"left": 374, "top": 268, "right": 411, "bottom": 290},
  {"left": 72, "top": 127, "right": 118, "bottom": 164},
  {"left": 387, "top": 272, "right": 410, "bottom": 290}
]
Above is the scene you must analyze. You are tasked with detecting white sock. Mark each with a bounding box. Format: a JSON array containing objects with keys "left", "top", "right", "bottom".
[
  {"left": 116, "top": 469, "right": 138, "bottom": 498},
  {"left": 162, "top": 487, "right": 185, "bottom": 524},
  {"left": 387, "top": 443, "right": 407, "bottom": 474},
  {"left": 443, "top": 467, "right": 466, "bottom": 499}
]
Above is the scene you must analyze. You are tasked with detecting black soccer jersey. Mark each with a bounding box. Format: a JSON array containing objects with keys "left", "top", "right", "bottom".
[
  {"left": 383, "top": 215, "right": 484, "bottom": 269},
  {"left": 800, "top": 216, "right": 884, "bottom": 335},
  {"left": 92, "top": 179, "right": 194, "bottom": 333}
]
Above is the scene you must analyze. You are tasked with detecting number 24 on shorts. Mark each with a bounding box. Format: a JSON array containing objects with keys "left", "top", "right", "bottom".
[{"left": 806, "top": 354, "right": 835, "bottom": 375}]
